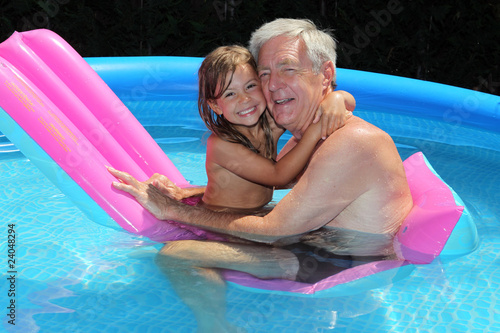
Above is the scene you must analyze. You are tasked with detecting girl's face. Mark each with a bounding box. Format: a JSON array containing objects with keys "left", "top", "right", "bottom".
[{"left": 209, "top": 63, "right": 267, "bottom": 128}]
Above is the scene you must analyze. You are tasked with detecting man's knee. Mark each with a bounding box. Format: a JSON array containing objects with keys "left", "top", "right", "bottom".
[
  {"left": 155, "top": 241, "right": 195, "bottom": 269},
  {"left": 268, "top": 247, "right": 300, "bottom": 280},
  {"left": 156, "top": 240, "right": 217, "bottom": 267},
  {"left": 159, "top": 240, "right": 202, "bottom": 256}
]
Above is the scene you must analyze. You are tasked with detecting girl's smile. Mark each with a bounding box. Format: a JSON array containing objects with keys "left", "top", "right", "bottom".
[
  {"left": 237, "top": 105, "right": 258, "bottom": 117},
  {"left": 209, "top": 63, "right": 267, "bottom": 127}
]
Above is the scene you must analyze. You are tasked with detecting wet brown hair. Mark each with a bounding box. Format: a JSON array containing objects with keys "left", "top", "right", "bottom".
[{"left": 198, "top": 45, "right": 275, "bottom": 159}]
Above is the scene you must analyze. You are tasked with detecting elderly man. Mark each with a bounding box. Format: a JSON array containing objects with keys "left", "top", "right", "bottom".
[{"left": 110, "top": 18, "right": 412, "bottom": 332}]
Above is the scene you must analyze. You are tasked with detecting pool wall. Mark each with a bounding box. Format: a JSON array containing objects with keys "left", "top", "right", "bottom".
[{"left": 85, "top": 56, "right": 500, "bottom": 132}]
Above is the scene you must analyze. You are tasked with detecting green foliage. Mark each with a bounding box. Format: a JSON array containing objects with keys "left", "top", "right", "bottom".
[{"left": 0, "top": 0, "right": 498, "bottom": 94}]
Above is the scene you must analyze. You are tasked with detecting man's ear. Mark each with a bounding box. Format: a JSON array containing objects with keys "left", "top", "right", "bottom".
[
  {"left": 321, "top": 61, "right": 335, "bottom": 89},
  {"left": 208, "top": 100, "right": 223, "bottom": 115}
]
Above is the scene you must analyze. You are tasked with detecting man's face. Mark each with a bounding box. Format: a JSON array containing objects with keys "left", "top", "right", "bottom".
[{"left": 257, "top": 35, "right": 326, "bottom": 137}]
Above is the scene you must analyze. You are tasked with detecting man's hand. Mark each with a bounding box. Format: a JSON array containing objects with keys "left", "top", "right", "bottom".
[{"left": 107, "top": 166, "right": 174, "bottom": 220}]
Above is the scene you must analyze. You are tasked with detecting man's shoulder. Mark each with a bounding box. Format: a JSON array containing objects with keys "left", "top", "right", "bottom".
[
  {"left": 342, "top": 116, "right": 385, "bottom": 138},
  {"left": 311, "top": 117, "right": 392, "bottom": 176},
  {"left": 322, "top": 117, "right": 384, "bottom": 153}
]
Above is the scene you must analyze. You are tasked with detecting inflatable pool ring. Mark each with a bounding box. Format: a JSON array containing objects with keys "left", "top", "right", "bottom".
[
  {"left": 0, "top": 30, "right": 479, "bottom": 297},
  {"left": 222, "top": 152, "right": 479, "bottom": 296}
]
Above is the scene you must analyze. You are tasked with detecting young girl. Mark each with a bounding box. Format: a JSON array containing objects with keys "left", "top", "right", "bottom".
[{"left": 157, "top": 45, "right": 355, "bottom": 212}]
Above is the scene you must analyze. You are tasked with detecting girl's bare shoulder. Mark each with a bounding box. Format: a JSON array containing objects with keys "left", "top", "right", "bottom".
[{"left": 206, "top": 133, "right": 232, "bottom": 150}]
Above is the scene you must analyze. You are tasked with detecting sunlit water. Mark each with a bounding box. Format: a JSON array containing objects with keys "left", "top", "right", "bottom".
[{"left": 1, "top": 104, "right": 499, "bottom": 332}]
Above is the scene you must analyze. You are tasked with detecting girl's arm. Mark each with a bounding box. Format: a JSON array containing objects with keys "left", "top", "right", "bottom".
[
  {"left": 145, "top": 173, "right": 205, "bottom": 201},
  {"left": 314, "top": 90, "right": 356, "bottom": 139},
  {"left": 271, "top": 90, "right": 355, "bottom": 189},
  {"left": 337, "top": 90, "right": 356, "bottom": 111},
  {"left": 175, "top": 186, "right": 206, "bottom": 200},
  {"left": 208, "top": 91, "right": 356, "bottom": 188},
  {"left": 207, "top": 122, "right": 322, "bottom": 187},
  {"left": 152, "top": 95, "right": 346, "bottom": 198}
]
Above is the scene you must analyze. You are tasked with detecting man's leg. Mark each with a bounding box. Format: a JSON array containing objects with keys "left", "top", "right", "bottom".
[{"left": 155, "top": 240, "right": 299, "bottom": 333}]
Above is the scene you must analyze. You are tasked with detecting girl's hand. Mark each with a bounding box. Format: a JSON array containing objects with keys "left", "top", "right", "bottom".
[
  {"left": 146, "top": 173, "right": 205, "bottom": 201},
  {"left": 313, "top": 91, "right": 354, "bottom": 139},
  {"left": 145, "top": 173, "right": 185, "bottom": 201}
]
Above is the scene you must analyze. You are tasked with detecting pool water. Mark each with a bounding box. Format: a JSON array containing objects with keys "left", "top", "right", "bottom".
[{"left": 1, "top": 105, "right": 499, "bottom": 332}]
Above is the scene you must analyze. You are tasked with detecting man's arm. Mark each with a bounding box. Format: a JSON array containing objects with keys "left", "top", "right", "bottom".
[
  {"left": 107, "top": 125, "right": 365, "bottom": 242},
  {"left": 108, "top": 166, "right": 281, "bottom": 242},
  {"left": 152, "top": 191, "right": 282, "bottom": 243}
]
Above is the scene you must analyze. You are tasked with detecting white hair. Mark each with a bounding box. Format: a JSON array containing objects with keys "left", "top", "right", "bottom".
[{"left": 248, "top": 18, "right": 337, "bottom": 81}]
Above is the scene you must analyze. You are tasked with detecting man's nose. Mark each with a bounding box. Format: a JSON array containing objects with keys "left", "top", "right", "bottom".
[{"left": 268, "top": 72, "right": 285, "bottom": 92}]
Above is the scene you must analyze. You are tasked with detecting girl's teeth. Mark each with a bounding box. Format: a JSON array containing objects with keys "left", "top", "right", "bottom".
[{"left": 239, "top": 107, "right": 255, "bottom": 115}]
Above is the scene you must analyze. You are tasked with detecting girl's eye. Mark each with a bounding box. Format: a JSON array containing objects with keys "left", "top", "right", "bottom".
[{"left": 224, "top": 92, "right": 234, "bottom": 98}]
